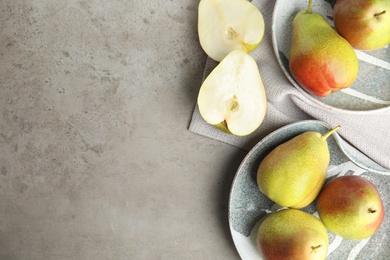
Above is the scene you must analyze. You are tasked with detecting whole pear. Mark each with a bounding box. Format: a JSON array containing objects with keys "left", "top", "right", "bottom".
[
  {"left": 317, "top": 175, "right": 384, "bottom": 240},
  {"left": 257, "top": 209, "right": 329, "bottom": 260},
  {"left": 333, "top": 0, "right": 390, "bottom": 50},
  {"left": 257, "top": 126, "right": 340, "bottom": 209},
  {"left": 289, "top": 0, "right": 358, "bottom": 97}
]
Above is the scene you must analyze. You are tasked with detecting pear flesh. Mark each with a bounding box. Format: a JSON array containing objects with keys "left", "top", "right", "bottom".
[
  {"left": 197, "top": 49, "right": 267, "bottom": 136},
  {"left": 289, "top": 0, "right": 358, "bottom": 97},
  {"left": 257, "top": 126, "right": 340, "bottom": 209},
  {"left": 198, "top": 0, "right": 265, "bottom": 62}
]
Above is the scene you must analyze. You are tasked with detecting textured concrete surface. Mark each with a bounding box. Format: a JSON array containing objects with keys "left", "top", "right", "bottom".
[{"left": 0, "top": 1, "right": 247, "bottom": 259}]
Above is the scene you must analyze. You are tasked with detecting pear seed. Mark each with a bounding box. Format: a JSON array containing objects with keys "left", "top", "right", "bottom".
[
  {"left": 228, "top": 95, "right": 239, "bottom": 112},
  {"left": 226, "top": 27, "right": 237, "bottom": 40}
]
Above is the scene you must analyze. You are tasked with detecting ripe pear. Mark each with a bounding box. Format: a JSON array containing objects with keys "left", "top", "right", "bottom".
[
  {"left": 198, "top": 0, "right": 265, "bottom": 62},
  {"left": 197, "top": 49, "right": 267, "bottom": 136},
  {"left": 257, "top": 209, "right": 329, "bottom": 260},
  {"left": 289, "top": 0, "right": 358, "bottom": 97},
  {"left": 257, "top": 126, "right": 340, "bottom": 209},
  {"left": 333, "top": 0, "right": 390, "bottom": 50},
  {"left": 317, "top": 175, "right": 384, "bottom": 240}
]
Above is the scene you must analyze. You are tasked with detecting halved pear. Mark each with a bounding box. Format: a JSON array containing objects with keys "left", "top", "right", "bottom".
[
  {"left": 197, "top": 49, "right": 267, "bottom": 136},
  {"left": 198, "top": 0, "right": 265, "bottom": 62}
]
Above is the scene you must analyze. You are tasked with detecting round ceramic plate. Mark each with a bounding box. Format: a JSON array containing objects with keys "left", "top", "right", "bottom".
[
  {"left": 272, "top": 0, "right": 390, "bottom": 111},
  {"left": 228, "top": 120, "right": 390, "bottom": 259}
]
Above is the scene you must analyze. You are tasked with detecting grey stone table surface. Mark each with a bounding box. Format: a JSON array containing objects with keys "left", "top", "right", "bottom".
[{"left": 0, "top": 1, "right": 246, "bottom": 259}]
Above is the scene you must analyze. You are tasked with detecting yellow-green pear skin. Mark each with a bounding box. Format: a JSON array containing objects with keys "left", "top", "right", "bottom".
[
  {"left": 257, "top": 127, "right": 340, "bottom": 209},
  {"left": 214, "top": 121, "right": 231, "bottom": 134},
  {"left": 289, "top": 0, "right": 358, "bottom": 97},
  {"left": 257, "top": 209, "right": 329, "bottom": 260}
]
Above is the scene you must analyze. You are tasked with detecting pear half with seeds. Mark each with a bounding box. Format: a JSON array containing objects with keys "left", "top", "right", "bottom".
[
  {"left": 198, "top": 0, "right": 265, "bottom": 62},
  {"left": 197, "top": 49, "right": 267, "bottom": 136}
]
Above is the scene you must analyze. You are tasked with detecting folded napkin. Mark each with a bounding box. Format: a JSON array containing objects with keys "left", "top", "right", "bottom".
[{"left": 189, "top": 0, "right": 390, "bottom": 170}]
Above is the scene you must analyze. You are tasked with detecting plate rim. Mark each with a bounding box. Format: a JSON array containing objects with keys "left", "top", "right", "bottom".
[
  {"left": 227, "top": 119, "right": 388, "bottom": 259},
  {"left": 227, "top": 120, "right": 333, "bottom": 258}
]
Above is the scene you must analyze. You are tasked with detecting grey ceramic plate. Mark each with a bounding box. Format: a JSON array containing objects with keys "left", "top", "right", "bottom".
[
  {"left": 272, "top": 0, "right": 390, "bottom": 111},
  {"left": 228, "top": 120, "right": 389, "bottom": 259}
]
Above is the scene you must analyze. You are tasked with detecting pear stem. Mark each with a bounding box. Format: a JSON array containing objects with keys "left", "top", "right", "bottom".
[
  {"left": 374, "top": 10, "right": 386, "bottom": 18},
  {"left": 307, "top": 0, "right": 313, "bottom": 14},
  {"left": 321, "top": 125, "right": 341, "bottom": 141},
  {"left": 311, "top": 244, "right": 322, "bottom": 250}
]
